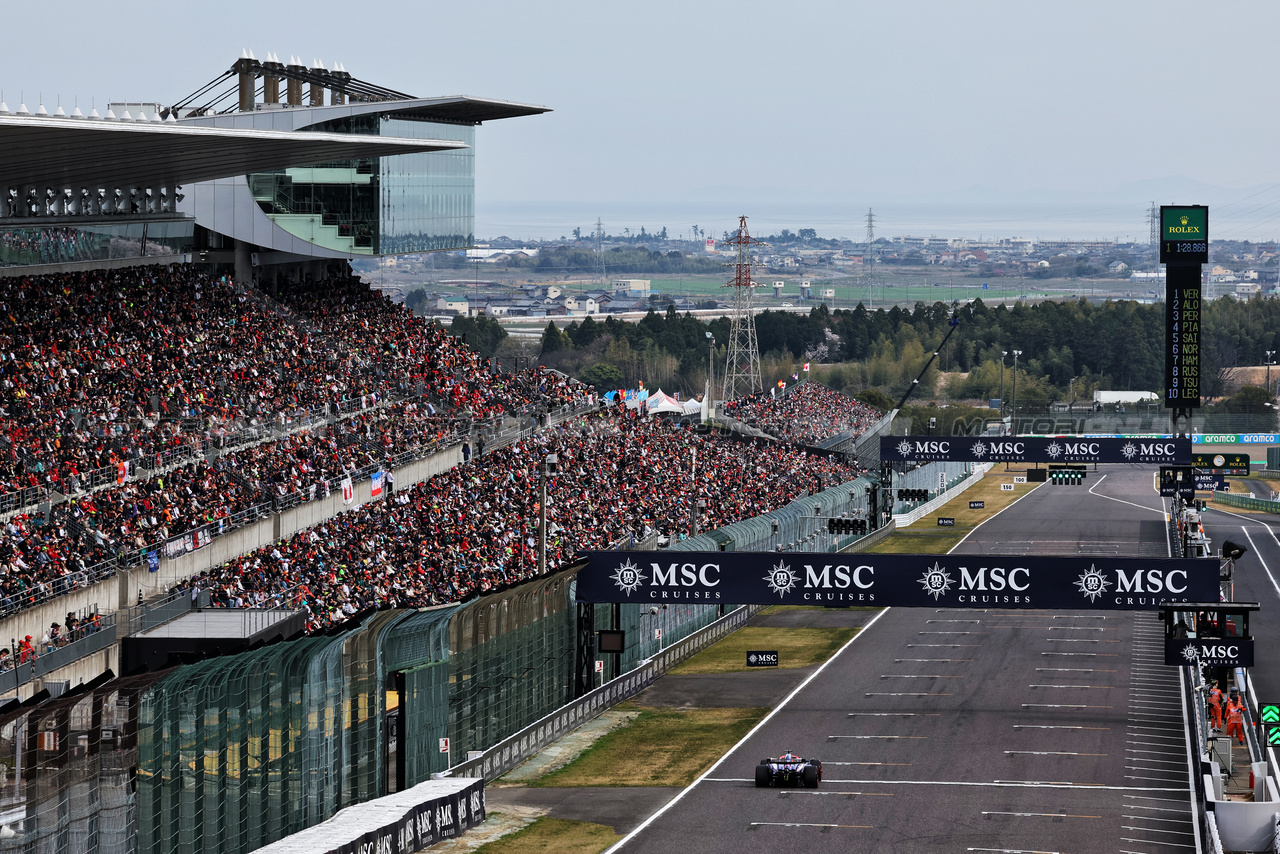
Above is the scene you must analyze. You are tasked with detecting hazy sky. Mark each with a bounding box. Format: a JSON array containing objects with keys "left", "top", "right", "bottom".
[{"left": 4, "top": 0, "right": 1280, "bottom": 241}]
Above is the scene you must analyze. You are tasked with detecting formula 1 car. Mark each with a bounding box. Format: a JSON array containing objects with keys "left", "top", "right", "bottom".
[{"left": 755, "top": 753, "right": 822, "bottom": 788}]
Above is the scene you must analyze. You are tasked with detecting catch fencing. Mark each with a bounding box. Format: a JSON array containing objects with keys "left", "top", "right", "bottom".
[{"left": 444, "top": 601, "right": 763, "bottom": 782}]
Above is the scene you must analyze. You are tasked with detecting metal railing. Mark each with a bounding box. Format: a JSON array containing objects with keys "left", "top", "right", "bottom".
[
  {"left": 0, "top": 485, "right": 46, "bottom": 516},
  {"left": 121, "top": 589, "right": 202, "bottom": 636},
  {"left": 0, "top": 613, "right": 117, "bottom": 696}
]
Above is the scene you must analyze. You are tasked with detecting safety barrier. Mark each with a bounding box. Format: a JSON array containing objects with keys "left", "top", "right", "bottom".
[
  {"left": 444, "top": 602, "right": 764, "bottom": 782},
  {"left": 1212, "top": 490, "right": 1280, "bottom": 514},
  {"left": 892, "top": 464, "right": 988, "bottom": 527},
  {"left": 249, "top": 778, "right": 486, "bottom": 854}
]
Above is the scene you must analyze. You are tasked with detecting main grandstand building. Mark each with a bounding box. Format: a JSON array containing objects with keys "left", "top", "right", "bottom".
[{"left": 0, "top": 51, "right": 547, "bottom": 277}]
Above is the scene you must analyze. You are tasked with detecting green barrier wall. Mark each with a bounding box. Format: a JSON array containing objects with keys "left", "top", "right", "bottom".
[{"left": 1213, "top": 490, "right": 1280, "bottom": 514}]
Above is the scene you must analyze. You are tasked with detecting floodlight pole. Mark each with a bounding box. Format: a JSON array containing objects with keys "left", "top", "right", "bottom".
[
  {"left": 538, "top": 453, "right": 557, "bottom": 575},
  {"left": 1011, "top": 350, "right": 1023, "bottom": 435}
]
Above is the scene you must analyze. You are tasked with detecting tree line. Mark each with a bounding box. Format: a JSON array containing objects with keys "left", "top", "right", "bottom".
[{"left": 448, "top": 296, "right": 1280, "bottom": 405}]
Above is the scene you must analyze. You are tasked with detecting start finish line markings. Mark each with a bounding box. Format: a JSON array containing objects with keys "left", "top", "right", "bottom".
[
  {"left": 865, "top": 693, "right": 953, "bottom": 698},
  {"left": 848, "top": 713, "right": 941, "bottom": 717},
  {"left": 1022, "top": 703, "right": 1113, "bottom": 709},
  {"left": 1005, "top": 750, "right": 1108, "bottom": 757}
]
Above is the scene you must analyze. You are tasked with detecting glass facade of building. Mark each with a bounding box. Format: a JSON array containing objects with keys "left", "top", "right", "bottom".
[
  {"left": 247, "top": 115, "right": 474, "bottom": 256},
  {"left": 0, "top": 221, "right": 194, "bottom": 268}
]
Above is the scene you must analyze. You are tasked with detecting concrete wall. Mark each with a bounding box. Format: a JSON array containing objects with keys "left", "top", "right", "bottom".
[
  {"left": 0, "top": 583, "right": 116, "bottom": 656},
  {"left": 26, "top": 645, "right": 118, "bottom": 700},
  {"left": 0, "top": 443, "right": 464, "bottom": 671}
]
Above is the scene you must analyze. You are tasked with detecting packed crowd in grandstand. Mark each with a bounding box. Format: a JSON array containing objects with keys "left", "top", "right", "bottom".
[
  {"left": 0, "top": 262, "right": 883, "bottom": 647},
  {"left": 722, "top": 381, "right": 882, "bottom": 446},
  {"left": 178, "top": 411, "right": 862, "bottom": 631}
]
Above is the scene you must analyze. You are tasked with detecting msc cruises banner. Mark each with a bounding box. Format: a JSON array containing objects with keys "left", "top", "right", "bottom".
[
  {"left": 577, "top": 551, "right": 1218, "bottom": 610},
  {"left": 252, "top": 777, "right": 485, "bottom": 854},
  {"left": 880, "top": 435, "right": 1191, "bottom": 465}
]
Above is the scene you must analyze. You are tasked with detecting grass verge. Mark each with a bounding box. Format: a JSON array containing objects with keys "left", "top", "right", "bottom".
[
  {"left": 529, "top": 706, "right": 767, "bottom": 788},
  {"left": 668, "top": 626, "right": 856, "bottom": 674},
  {"left": 471, "top": 817, "right": 620, "bottom": 854},
  {"left": 867, "top": 473, "right": 1040, "bottom": 554}
]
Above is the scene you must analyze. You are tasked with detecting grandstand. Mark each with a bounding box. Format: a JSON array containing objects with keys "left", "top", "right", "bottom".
[{"left": 0, "top": 55, "right": 894, "bottom": 854}]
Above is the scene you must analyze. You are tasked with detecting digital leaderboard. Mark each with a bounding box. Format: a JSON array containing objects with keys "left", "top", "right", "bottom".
[{"left": 1160, "top": 205, "right": 1205, "bottom": 419}]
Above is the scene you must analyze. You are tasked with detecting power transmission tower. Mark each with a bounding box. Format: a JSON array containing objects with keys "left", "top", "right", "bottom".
[
  {"left": 594, "top": 218, "right": 607, "bottom": 286},
  {"left": 865, "top": 208, "right": 876, "bottom": 307},
  {"left": 1148, "top": 202, "right": 1159, "bottom": 249},
  {"left": 721, "top": 216, "right": 765, "bottom": 400}
]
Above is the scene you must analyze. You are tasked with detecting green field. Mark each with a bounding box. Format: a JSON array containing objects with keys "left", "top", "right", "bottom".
[
  {"left": 668, "top": 626, "right": 857, "bottom": 675},
  {"left": 471, "top": 817, "right": 620, "bottom": 854},
  {"left": 529, "top": 706, "right": 767, "bottom": 788}
]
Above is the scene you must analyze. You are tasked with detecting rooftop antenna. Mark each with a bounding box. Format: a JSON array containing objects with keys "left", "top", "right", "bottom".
[{"left": 721, "top": 216, "right": 765, "bottom": 400}]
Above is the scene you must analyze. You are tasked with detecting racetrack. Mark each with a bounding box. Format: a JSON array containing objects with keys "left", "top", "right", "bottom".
[{"left": 608, "top": 466, "right": 1197, "bottom": 854}]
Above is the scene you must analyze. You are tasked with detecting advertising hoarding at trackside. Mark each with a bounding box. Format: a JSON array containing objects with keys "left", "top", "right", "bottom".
[
  {"left": 746, "top": 651, "right": 779, "bottom": 667},
  {"left": 1191, "top": 453, "right": 1250, "bottom": 476},
  {"left": 1194, "top": 473, "right": 1226, "bottom": 492},
  {"left": 880, "top": 435, "right": 1191, "bottom": 465},
  {"left": 1193, "top": 434, "right": 1276, "bottom": 445},
  {"left": 577, "top": 551, "right": 1219, "bottom": 610},
  {"left": 937, "top": 517, "right": 956, "bottom": 527},
  {"left": 1164, "top": 637, "right": 1253, "bottom": 667}
]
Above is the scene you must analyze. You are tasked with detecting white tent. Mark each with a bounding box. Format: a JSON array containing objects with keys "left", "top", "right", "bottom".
[
  {"left": 646, "top": 389, "right": 685, "bottom": 415},
  {"left": 682, "top": 398, "right": 702, "bottom": 415}
]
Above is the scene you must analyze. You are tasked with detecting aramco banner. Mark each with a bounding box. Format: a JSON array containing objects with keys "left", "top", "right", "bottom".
[
  {"left": 880, "top": 435, "right": 1191, "bottom": 465},
  {"left": 576, "top": 551, "right": 1218, "bottom": 610}
]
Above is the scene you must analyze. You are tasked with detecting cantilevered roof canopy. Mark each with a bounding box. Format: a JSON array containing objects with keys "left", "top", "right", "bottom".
[
  {"left": 0, "top": 114, "right": 468, "bottom": 191},
  {"left": 381, "top": 96, "right": 552, "bottom": 125}
]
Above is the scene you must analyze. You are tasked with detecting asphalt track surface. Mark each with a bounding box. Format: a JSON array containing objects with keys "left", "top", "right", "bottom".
[
  {"left": 609, "top": 465, "right": 1198, "bottom": 854},
  {"left": 1200, "top": 489, "right": 1280, "bottom": 700}
]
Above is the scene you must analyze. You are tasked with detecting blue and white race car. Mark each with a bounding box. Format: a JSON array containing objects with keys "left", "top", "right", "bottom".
[{"left": 755, "top": 752, "right": 822, "bottom": 788}]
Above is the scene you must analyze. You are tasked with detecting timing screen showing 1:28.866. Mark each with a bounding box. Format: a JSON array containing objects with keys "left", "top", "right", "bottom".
[{"left": 1159, "top": 205, "right": 1208, "bottom": 265}]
